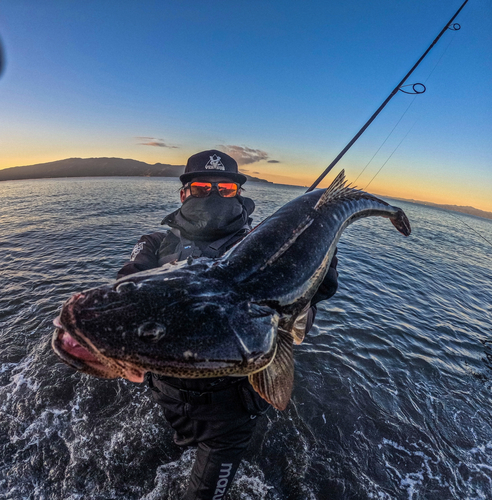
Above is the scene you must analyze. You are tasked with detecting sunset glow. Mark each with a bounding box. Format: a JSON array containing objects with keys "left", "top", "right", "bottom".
[{"left": 0, "top": 1, "right": 490, "bottom": 211}]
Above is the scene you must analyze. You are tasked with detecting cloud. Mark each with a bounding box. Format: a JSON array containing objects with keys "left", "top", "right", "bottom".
[
  {"left": 136, "top": 137, "right": 178, "bottom": 148},
  {"left": 252, "top": 171, "right": 260, "bottom": 174},
  {"left": 219, "top": 145, "right": 269, "bottom": 165},
  {"left": 267, "top": 160, "right": 280, "bottom": 163}
]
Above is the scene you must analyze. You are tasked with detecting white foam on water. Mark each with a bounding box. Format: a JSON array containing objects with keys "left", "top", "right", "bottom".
[
  {"left": 366, "top": 490, "right": 394, "bottom": 500},
  {"left": 469, "top": 442, "right": 492, "bottom": 455},
  {"left": 139, "top": 448, "right": 195, "bottom": 500},
  {"left": 0, "top": 362, "right": 18, "bottom": 374},
  {"left": 378, "top": 436, "right": 492, "bottom": 500},
  {"left": 3, "top": 179, "right": 492, "bottom": 499},
  {"left": 378, "top": 438, "right": 446, "bottom": 499},
  {"left": 1, "top": 357, "right": 40, "bottom": 403},
  {"left": 227, "top": 461, "right": 274, "bottom": 499}
]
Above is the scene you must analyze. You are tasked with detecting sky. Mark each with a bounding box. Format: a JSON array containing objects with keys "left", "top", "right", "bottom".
[{"left": 0, "top": 0, "right": 491, "bottom": 211}]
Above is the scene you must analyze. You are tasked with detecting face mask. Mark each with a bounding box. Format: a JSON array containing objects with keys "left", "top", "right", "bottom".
[{"left": 173, "top": 193, "right": 253, "bottom": 240}]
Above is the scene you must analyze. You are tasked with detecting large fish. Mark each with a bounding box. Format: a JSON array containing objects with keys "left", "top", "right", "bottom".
[{"left": 52, "top": 171, "right": 411, "bottom": 410}]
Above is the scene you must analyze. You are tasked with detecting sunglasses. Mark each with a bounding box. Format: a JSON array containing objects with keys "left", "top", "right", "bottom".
[{"left": 184, "top": 181, "right": 240, "bottom": 198}]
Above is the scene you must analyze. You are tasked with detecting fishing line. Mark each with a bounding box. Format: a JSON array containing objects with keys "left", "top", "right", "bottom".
[
  {"left": 363, "top": 120, "right": 417, "bottom": 190},
  {"left": 423, "top": 29, "right": 457, "bottom": 83},
  {"left": 352, "top": 96, "right": 418, "bottom": 185},
  {"left": 444, "top": 211, "right": 492, "bottom": 249},
  {"left": 356, "top": 18, "right": 492, "bottom": 251},
  {"left": 306, "top": 0, "right": 470, "bottom": 193},
  {"left": 357, "top": 26, "right": 460, "bottom": 188}
]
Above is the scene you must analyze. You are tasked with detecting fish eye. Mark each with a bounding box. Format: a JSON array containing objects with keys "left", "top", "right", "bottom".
[{"left": 138, "top": 322, "right": 167, "bottom": 343}]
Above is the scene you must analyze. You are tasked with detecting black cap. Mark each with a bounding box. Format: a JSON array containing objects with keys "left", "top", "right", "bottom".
[{"left": 180, "top": 150, "right": 247, "bottom": 185}]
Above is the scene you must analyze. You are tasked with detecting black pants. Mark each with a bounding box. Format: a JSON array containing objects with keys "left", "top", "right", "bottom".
[
  {"left": 148, "top": 374, "right": 270, "bottom": 500},
  {"left": 164, "top": 408, "right": 259, "bottom": 500}
]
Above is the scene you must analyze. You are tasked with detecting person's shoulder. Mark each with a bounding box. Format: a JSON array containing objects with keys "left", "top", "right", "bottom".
[
  {"left": 138, "top": 231, "right": 169, "bottom": 243},
  {"left": 129, "top": 231, "right": 169, "bottom": 257}
]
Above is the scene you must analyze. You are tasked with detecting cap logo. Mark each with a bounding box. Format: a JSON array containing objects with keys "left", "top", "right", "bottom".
[{"left": 204, "top": 154, "right": 225, "bottom": 171}]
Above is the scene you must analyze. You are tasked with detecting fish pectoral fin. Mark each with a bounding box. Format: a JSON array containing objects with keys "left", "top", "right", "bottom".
[
  {"left": 248, "top": 326, "right": 294, "bottom": 411},
  {"left": 281, "top": 304, "right": 311, "bottom": 345}
]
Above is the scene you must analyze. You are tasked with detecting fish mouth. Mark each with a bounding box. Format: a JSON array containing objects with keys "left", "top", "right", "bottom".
[{"left": 51, "top": 317, "right": 145, "bottom": 383}]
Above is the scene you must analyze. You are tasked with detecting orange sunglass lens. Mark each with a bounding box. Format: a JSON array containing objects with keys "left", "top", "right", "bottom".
[
  {"left": 190, "top": 182, "right": 212, "bottom": 197},
  {"left": 189, "top": 182, "right": 238, "bottom": 197},
  {"left": 217, "top": 183, "right": 238, "bottom": 197}
]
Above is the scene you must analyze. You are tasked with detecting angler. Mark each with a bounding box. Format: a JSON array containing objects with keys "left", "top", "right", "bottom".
[
  {"left": 53, "top": 165, "right": 410, "bottom": 409},
  {"left": 53, "top": 150, "right": 409, "bottom": 500},
  {"left": 53, "top": 149, "right": 341, "bottom": 500}
]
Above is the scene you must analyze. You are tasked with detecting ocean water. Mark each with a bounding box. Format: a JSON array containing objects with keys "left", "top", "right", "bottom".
[{"left": 1, "top": 176, "right": 491, "bottom": 500}]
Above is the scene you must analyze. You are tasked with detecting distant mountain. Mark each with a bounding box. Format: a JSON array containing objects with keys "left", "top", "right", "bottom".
[
  {"left": 2, "top": 158, "right": 489, "bottom": 219},
  {"left": 0, "top": 157, "right": 272, "bottom": 184},
  {"left": 0, "top": 158, "right": 183, "bottom": 180},
  {"left": 386, "top": 196, "right": 492, "bottom": 221}
]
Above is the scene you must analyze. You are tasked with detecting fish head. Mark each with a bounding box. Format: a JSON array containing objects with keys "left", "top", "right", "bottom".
[{"left": 52, "top": 273, "right": 279, "bottom": 382}]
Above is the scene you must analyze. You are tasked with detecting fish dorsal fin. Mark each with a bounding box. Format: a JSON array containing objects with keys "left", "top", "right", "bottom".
[
  {"left": 260, "top": 170, "right": 384, "bottom": 272},
  {"left": 248, "top": 326, "right": 294, "bottom": 411},
  {"left": 314, "top": 169, "right": 350, "bottom": 210},
  {"left": 314, "top": 169, "right": 390, "bottom": 211}
]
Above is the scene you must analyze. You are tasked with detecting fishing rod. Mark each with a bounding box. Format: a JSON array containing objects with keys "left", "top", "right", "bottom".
[
  {"left": 306, "top": 0, "right": 470, "bottom": 193},
  {"left": 0, "top": 36, "right": 4, "bottom": 78}
]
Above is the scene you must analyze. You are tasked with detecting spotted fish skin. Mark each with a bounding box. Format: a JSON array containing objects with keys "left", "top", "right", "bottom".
[
  {"left": 52, "top": 171, "right": 410, "bottom": 408},
  {"left": 212, "top": 172, "right": 410, "bottom": 316}
]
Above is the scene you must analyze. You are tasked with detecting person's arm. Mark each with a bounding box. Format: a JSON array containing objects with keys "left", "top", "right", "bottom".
[{"left": 116, "top": 232, "right": 167, "bottom": 280}]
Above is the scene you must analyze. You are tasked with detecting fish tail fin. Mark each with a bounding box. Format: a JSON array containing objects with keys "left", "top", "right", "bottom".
[
  {"left": 314, "top": 170, "right": 412, "bottom": 236},
  {"left": 390, "top": 209, "right": 411, "bottom": 236}
]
